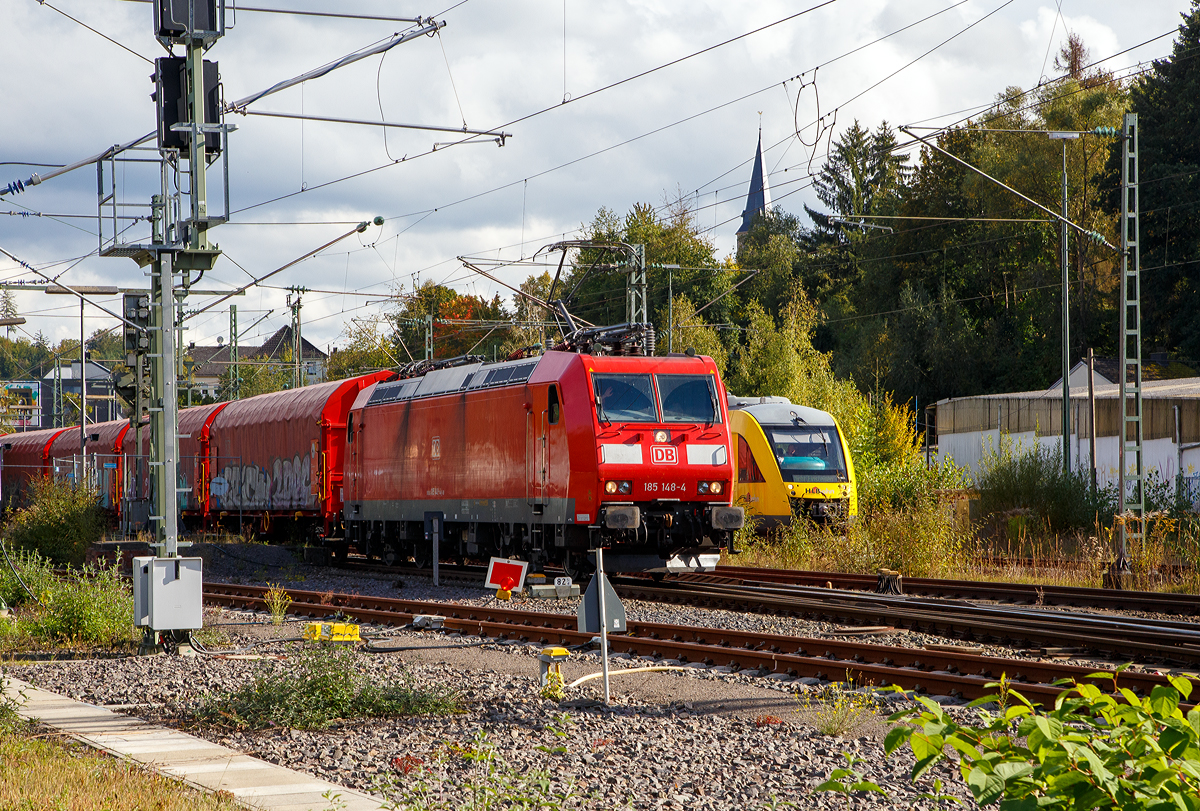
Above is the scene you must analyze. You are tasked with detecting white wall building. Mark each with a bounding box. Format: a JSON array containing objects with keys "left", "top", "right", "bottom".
[{"left": 936, "top": 376, "right": 1200, "bottom": 492}]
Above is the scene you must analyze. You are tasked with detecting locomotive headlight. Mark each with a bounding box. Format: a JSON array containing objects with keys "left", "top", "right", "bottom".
[
  {"left": 698, "top": 481, "right": 710, "bottom": 495},
  {"left": 653, "top": 429, "right": 670, "bottom": 443},
  {"left": 710, "top": 481, "right": 723, "bottom": 494},
  {"left": 618, "top": 480, "right": 633, "bottom": 495},
  {"left": 698, "top": 480, "right": 722, "bottom": 495},
  {"left": 605, "top": 480, "right": 619, "bottom": 494},
  {"left": 605, "top": 480, "right": 633, "bottom": 495}
]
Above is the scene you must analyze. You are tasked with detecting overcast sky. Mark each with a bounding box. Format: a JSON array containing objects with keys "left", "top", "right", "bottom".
[{"left": 0, "top": 0, "right": 1188, "bottom": 359}]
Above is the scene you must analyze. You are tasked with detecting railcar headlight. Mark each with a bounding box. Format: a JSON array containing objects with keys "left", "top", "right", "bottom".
[
  {"left": 605, "top": 480, "right": 619, "bottom": 494},
  {"left": 653, "top": 429, "right": 670, "bottom": 443}
]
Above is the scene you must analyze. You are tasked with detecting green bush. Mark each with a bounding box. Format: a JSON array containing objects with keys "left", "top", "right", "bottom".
[
  {"left": 2, "top": 477, "right": 106, "bottom": 565},
  {"left": 859, "top": 457, "right": 968, "bottom": 516},
  {"left": 0, "top": 549, "right": 58, "bottom": 610},
  {"left": 0, "top": 552, "right": 132, "bottom": 649},
  {"left": 976, "top": 436, "right": 1116, "bottom": 532},
  {"left": 886, "top": 668, "right": 1200, "bottom": 809},
  {"left": 192, "top": 643, "right": 461, "bottom": 730}
]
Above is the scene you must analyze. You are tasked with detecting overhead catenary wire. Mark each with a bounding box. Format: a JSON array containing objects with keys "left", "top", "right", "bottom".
[{"left": 184, "top": 220, "right": 381, "bottom": 323}]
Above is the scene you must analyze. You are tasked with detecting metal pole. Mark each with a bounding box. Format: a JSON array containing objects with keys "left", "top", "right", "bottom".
[
  {"left": 151, "top": 251, "right": 180, "bottom": 558},
  {"left": 596, "top": 545, "right": 611, "bottom": 705},
  {"left": 1060, "top": 138, "right": 1071, "bottom": 473},
  {"left": 1116, "top": 112, "right": 1143, "bottom": 571},
  {"left": 667, "top": 267, "right": 673, "bottom": 354},
  {"left": 79, "top": 297, "right": 85, "bottom": 485},
  {"left": 230, "top": 305, "right": 238, "bottom": 400},
  {"left": 1088, "top": 348, "right": 1097, "bottom": 494},
  {"left": 432, "top": 517, "right": 439, "bottom": 587},
  {"left": 1176, "top": 405, "right": 1183, "bottom": 499}
]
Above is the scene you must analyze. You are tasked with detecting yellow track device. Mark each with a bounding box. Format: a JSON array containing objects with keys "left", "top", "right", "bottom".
[{"left": 302, "top": 621, "right": 361, "bottom": 643}]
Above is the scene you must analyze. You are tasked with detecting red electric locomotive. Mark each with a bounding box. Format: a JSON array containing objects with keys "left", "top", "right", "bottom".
[{"left": 343, "top": 347, "right": 744, "bottom": 575}]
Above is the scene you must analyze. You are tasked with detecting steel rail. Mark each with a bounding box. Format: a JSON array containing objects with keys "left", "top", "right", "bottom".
[
  {"left": 332, "top": 560, "right": 1200, "bottom": 661},
  {"left": 704, "top": 566, "right": 1200, "bottom": 614},
  {"left": 202, "top": 582, "right": 1195, "bottom": 704},
  {"left": 613, "top": 579, "right": 1200, "bottom": 665}
]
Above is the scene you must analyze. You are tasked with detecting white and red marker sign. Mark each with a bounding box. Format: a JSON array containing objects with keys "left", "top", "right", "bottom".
[{"left": 484, "top": 557, "right": 529, "bottom": 592}]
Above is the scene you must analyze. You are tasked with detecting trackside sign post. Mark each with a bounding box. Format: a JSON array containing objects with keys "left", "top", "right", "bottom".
[{"left": 577, "top": 547, "right": 625, "bottom": 705}]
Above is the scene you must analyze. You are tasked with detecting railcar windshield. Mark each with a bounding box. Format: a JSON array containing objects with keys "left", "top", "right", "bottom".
[
  {"left": 655, "top": 374, "right": 721, "bottom": 423},
  {"left": 593, "top": 374, "right": 657, "bottom": 422},
  {"left": 765, "top": 425, "right": 847, "bottom": 482}
]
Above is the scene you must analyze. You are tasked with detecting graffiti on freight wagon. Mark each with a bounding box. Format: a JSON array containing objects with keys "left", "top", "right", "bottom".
[{"left": 213, "top": 451, "right": 315, "bottom": 510}]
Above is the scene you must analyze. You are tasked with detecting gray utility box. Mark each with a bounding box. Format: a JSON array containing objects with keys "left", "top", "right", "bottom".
[{"left": 132, "top": 556, "right": 203, "bottom": 631}]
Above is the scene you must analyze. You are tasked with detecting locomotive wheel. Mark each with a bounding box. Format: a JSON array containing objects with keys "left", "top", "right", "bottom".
[
  {"left": 412, "top": 542, "right": 433, "bottom": 569},
  {"left": 563, "top": 549, "right": 593, "bottom": 581},
  {"left": 381, "top": 546, "right": 399, "bottom": 567}
]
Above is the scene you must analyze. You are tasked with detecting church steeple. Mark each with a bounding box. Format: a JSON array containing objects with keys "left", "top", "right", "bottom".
[{"left": 736, "top": 127, "right": 771, "bottom": 239}]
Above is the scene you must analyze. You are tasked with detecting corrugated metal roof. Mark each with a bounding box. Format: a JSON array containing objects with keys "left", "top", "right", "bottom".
[{"left": 938, "top": 376, "right": 1200, "bottom": 404}]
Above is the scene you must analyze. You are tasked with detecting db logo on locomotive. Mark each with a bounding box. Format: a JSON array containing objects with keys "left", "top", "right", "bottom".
[{"left": 650, "top": 445, "right": 678, "bottom": 465}]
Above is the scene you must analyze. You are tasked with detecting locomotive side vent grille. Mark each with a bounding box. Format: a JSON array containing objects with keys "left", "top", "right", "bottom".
[{"left": 368, "top": 358, "right": 540, "bottom": 406}]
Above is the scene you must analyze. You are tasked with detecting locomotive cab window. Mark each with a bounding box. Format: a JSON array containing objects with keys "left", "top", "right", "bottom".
[
  {"left": 593, "top": 374, "right": 657, "bottom": 423},
  {"left": 766, "top": 425, "right": 847, "bottom": 482},
  {"left": 548, "top": 385, "right": 561, "bottom": 424},
  {"left": 655, "top": 374, "right": 721, "bottom": 423}
]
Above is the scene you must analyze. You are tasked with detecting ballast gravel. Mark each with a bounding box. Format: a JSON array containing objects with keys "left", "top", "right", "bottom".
[
  {"left": 194, "top": 542, "right": 1176, "bottom": 673},
  {"left": 14, "top": 542, "right": 1190, "bottom": 809},
  {"left": 8, "top": 619, "right": 974, "bottom": 810}
]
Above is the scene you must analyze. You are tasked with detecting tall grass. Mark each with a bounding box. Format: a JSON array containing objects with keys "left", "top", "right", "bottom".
[
  {"left": 0, "top": 551, "right": 133, "bottom": 649},
  {"left": 975, "top": 436, "right": 1114, "bottom": 531},
  {"left": 191, "top": 643, "right": 461, "bottom": 731},
  {"left": 734, "top": 458, "right": 973, "bottom": 578}
]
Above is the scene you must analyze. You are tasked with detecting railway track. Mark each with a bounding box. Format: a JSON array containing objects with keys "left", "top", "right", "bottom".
[
  {"left": 335, "top": 559, "right": 1200, "bottom": 665},
  {"left": 702, "top": 566, "right": 1200, "bottom": 615},
  {"left": 611, "top": 577, "right": 1200, "bottom": 666},
  {"left": 337, "top": 557, "right": 1200, "bottom": 615},
  {"left": 203, "top": 581, "right": 1196, "bottom": 705}
]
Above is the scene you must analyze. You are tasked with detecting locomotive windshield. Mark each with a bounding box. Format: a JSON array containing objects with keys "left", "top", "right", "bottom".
[
  {"left": 592, "top": 373, "right": 722, "bottom": 424},
  {"left": 593, "top": 374, "right": 657, "bottom": 422},
  {"left": 765, "top": 425, "right": 847, "bottom": 482},
  {"left": 656, "top": 374, "right": 720, "bottom": 423}
]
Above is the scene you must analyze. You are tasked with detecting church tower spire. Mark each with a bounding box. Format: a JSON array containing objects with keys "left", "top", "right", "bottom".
[{"left": 736, "top": 126, "right": 771, "bottom": 245}]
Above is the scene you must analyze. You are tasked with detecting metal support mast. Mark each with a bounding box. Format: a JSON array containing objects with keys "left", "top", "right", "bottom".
[
  {"left": 1116, "top": 111, "right": 1143, "bottom": 573},
  {"left": 229, "top": 304, "right": 238, "bottom": 399},
  {"left": 425, "top": 314, "right": 434, "bottom": 360},
  {"left": 287, "top": 287, "right": 303, "bottom": 388},
  {"left": 1055, "top": 134, "right": 1072, "bottom": 473},
  {"left": 149, "top": 246, "right": 180, "bottom": 556},
  {"left": 52, "top": 360, "right": 62, "bottom": 428},
  {"left": 626, "top": 244, "right": 647, "bottom": 325}
]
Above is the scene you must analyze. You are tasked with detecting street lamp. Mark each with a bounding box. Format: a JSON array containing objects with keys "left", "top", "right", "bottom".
[
  {"left": 1049, "top": 131, "right": 1080, "bottom": 474},
  {"left": 46, "top": 285, "right": 120, "bottom": 484}
]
